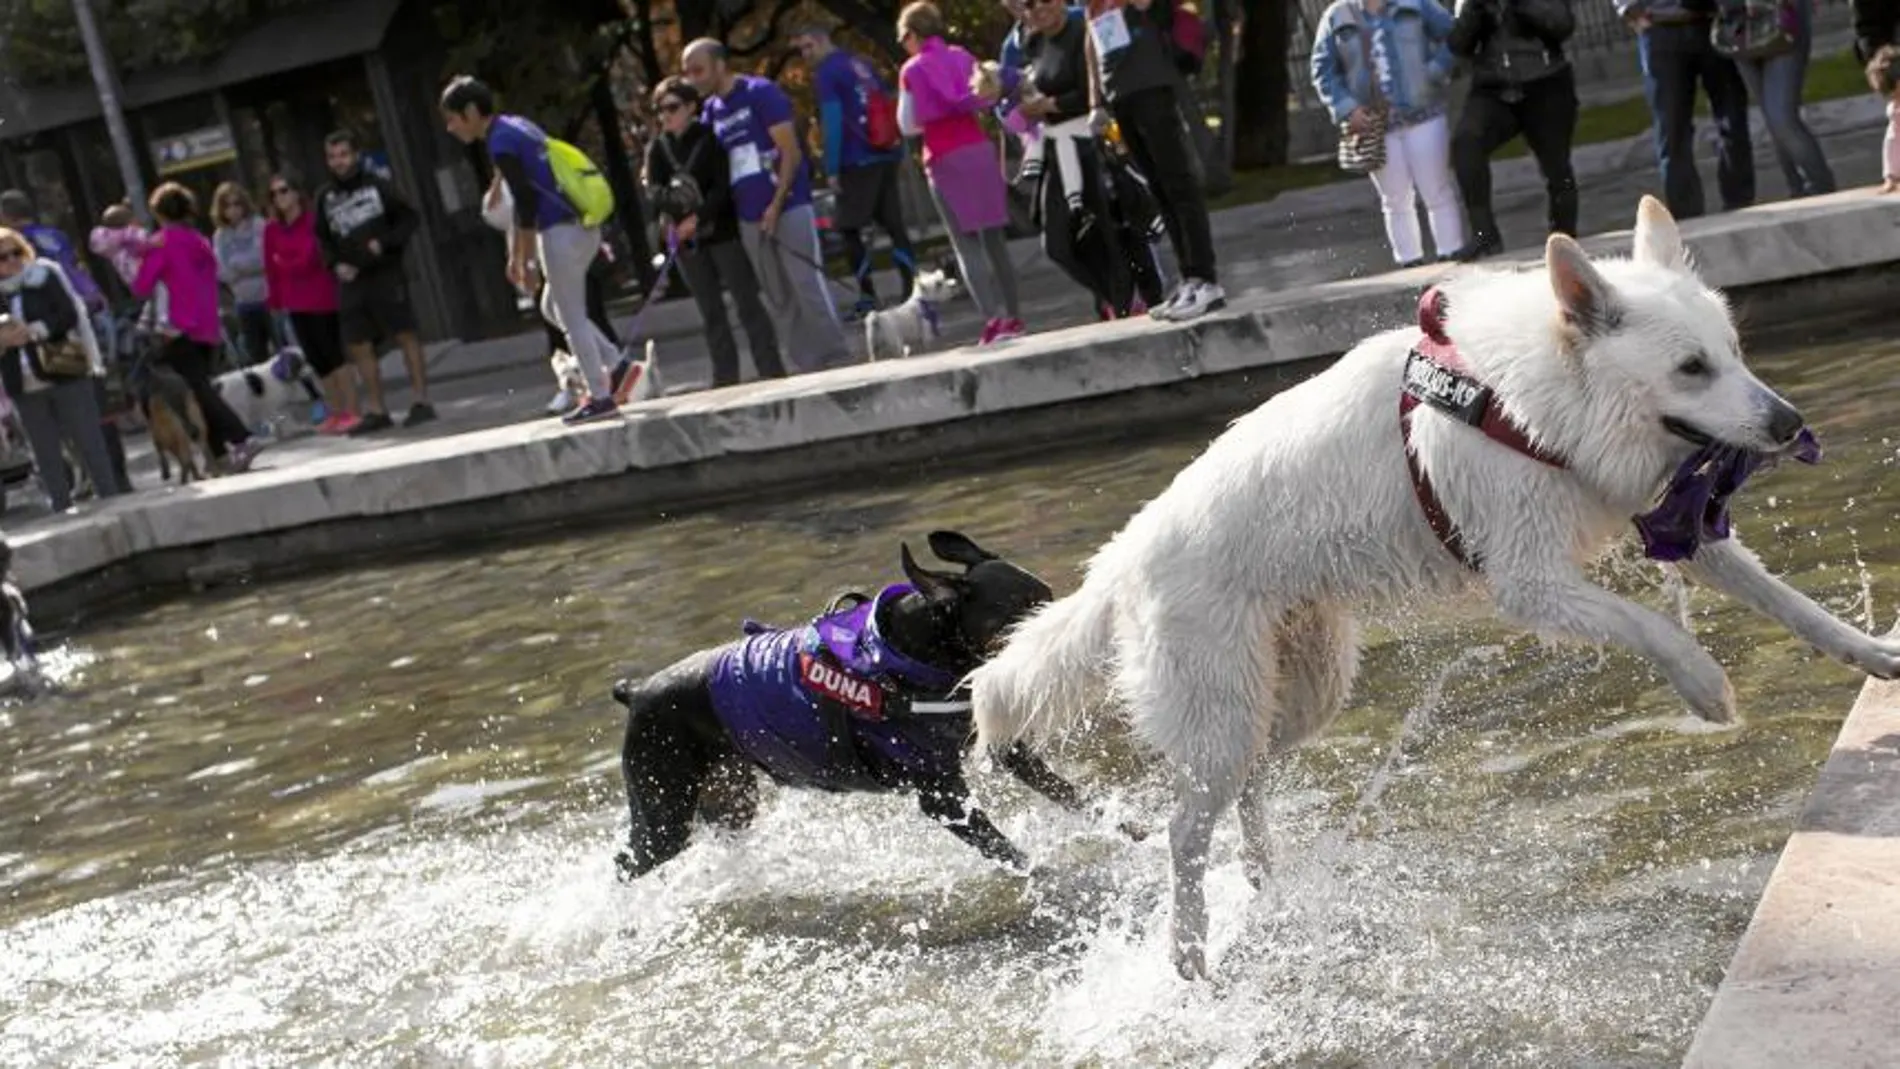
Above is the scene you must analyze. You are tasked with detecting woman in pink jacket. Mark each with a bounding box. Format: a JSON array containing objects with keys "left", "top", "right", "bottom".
[
  {"left": 132, "top": 182, "right": 260, "bottom": 471},
  {"left": 265, "top": 173, "right": 360, "bottom": 435},
  {"left": 897, "top": 1, "right": 1025, "bottom": 346}
]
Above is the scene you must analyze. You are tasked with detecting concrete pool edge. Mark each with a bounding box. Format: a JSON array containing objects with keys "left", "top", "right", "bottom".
[
  {"left": 11, "top": 191, "right": 1900, "bottom": 622},
  {"left": 1681, "top": 667, "right": 1900, "bottom": 1069}
]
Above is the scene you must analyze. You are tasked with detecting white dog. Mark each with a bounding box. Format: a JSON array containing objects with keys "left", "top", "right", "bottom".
[
  {"left": 969, "top": 196, "right": 1900, "bottom": 981},
  {"left": 864, "top": 269, "right": 961, "bottom": 361},
  {"left": 552, "top": 341, "right": 664, "bottom": 413},
  {"left": 213, "top": 347, "right": 322, "bottom": 439}
]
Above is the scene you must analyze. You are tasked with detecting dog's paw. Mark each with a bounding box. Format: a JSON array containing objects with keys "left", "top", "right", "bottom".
[
  {"left": 1830, "top": 634, "right": 1900, "bottom": 680},
  {"left": 613, "top": 849, "right": 644, "bottom": 884},
  {"left": 1171, "top": 937, "right": 1209, "bottom": 983},
  {"left": 1688, "top": 672, "right": 1738, "bottom": 724}
]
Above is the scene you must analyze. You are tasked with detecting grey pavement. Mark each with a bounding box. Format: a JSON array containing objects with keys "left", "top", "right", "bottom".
[{"left": 9, "top": 93, "right": 1888, "bottom": 526}]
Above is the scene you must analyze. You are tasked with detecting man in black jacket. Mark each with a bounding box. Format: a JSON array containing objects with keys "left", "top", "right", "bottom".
[
  {"left": 314, "top": 130, "right": 435, "bottom": 435},
  {"left": 1448, "top": 0, "right": 1582, "bottom": 260}
]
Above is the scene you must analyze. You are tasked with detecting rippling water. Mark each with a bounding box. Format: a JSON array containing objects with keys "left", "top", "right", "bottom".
[{"left": 5, "top": 327, "right": 1899, "bottom": 1067}]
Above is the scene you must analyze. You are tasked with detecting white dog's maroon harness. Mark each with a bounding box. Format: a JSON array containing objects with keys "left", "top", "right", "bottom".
[{"left": 1399, "top": 287, "right": 1568, "bottom": 570}]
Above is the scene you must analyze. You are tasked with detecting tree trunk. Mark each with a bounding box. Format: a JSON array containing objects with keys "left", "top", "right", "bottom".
[
  {"left": 677, "top": 0, "right": 717, "bottom": 41},
  {"left": 1213, "top": 0, "right": 1238, "bottom": 176},
  {"left": 593, "top": 73, "right": 656, "bottom": 290},
  {"left": 1232, "top": 0, "right": 1289, "bottom": 169}
]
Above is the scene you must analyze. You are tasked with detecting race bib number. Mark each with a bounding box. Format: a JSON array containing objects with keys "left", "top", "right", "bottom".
[
  {"left": 728, "top": 142, "right": 764, "bottom": 181},
  {"left": 1090, "top": 7, "right": 1132, "bottom": 56}
]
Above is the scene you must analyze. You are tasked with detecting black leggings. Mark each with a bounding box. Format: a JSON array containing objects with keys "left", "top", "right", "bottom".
[
  {"left": 1111, "top": 85, "right": 1218, "bottom": 283},
  {"left": 160, "top": 338, "right": 252, "bottom": 460},
  {"left": 235, "top": 304, "right": 274, "bottom": 366}
]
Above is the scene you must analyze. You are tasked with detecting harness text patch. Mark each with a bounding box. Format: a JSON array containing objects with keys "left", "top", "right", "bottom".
[
  {"left": 1402, "top": 348, "right": 1490, "bottom": 426},
  {"left": 798, "top": 652, "right": 884, "bottom": 719}
]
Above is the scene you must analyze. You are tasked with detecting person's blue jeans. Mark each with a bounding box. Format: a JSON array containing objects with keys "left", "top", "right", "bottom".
[
  {"left": 1731, "top": 0, "right": 1836, "bottom": 198},
  {"left": 1638, "top": 21, "right": 1756, "bottom": 218}
]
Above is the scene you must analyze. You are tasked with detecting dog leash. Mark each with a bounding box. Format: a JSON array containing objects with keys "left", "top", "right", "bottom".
[
  {"left": 606, "top": 228, "right": 681, "bottom": 402},
  {"left": 763, "top": 230, "right": 889, "bottom": 304}
]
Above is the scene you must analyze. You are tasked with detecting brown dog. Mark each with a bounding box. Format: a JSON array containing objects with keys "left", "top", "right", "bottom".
[{"left": 143, "top": 365, "right": 211, "bottom": 484}]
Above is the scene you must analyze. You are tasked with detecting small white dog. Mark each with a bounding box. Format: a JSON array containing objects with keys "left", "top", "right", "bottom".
[
  {"left": 864, "top": 269, "right": 961, "bottom": 361},
  {"left": 551, "top": 341, "right": 664, "bottom": 412},
  {"left": 213, "top": 347, "right": 323, "bottom": 439},
  {"left": 969, "top": 196, "right": 1900, "bottom": 980}
]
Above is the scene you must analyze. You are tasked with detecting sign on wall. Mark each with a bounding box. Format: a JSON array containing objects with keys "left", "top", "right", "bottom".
[{"left": 151, "top": 126, "right": 236, "bottom": 176}]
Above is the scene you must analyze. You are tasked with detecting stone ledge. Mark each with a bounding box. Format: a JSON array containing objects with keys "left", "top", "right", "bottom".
[
  {"left": 12, "top": 191, "right": 1900, "bottom": 607},
  {"left": 1682, "top": 665, "right": 1900, "bottom": 1069}
]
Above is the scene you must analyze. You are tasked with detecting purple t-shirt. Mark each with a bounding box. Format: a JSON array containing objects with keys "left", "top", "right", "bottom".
[
  {"left": 701, "top": 75, "right": 812, "bottom": 223},
  {"left": 485, "top": 114, "right": 578, "bottom": 231}
]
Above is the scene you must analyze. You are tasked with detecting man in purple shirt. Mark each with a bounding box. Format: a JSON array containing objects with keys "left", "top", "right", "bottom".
[
  {"left": 792, "top": 22, "right": 917, "bottom": 321},
  {"left": 683, "top": 38, "right": 851, "bottom": 373},
  {"left": 441, "top": 75, "right": 625, "bottom": 424}
]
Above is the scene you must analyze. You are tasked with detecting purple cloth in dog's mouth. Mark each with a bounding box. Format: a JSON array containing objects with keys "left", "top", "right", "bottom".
[{"left": 1633, "top": 427, "right": 1822, "bottom": 561}]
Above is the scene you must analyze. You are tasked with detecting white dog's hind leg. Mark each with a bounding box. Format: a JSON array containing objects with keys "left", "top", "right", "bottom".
[
  {"left": 1123, "top": 611, "right": 1277, "bottom": 982},
  {"left": 1239, "top": 602, "right": 1360, "bottom": 891},
  {"left": 1682, "top": 538, "right": 1900, "bottom": 678},
  {"left": 1488, "top": 571, "right": 1737, "bottom": 724}
]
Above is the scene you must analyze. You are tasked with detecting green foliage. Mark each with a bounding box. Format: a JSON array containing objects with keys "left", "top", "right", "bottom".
[{"left": 0, "top": 0, "right": 327, "bottom": 84}]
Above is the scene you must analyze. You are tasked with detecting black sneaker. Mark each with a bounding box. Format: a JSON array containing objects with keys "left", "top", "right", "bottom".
[
  {"left": 403, "top": 402, "right": 438, "bottom": 428},
  {"left": 347, "top": 411, "right": 395, "bottom": 437},
  {"left": 1447, "top": 235, "right": 1504, "bottom": 263}
]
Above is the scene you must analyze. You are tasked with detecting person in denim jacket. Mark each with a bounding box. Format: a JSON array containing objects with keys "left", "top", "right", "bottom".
[{"left": 1311, "top": 0, "right": 1468, "bottom": 267}]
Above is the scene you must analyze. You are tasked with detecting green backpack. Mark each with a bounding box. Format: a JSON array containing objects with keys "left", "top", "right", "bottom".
[{"left": 547, "top": 136, "right": 615, "bottom": 228}]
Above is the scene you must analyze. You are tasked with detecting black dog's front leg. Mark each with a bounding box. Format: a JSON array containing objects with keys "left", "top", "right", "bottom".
[
  {"left": 997, "top": 741, "right": 1086, "bottom": 811},
  {"left": 916, "top": 780, "right": 1028, "bottom": 871},
  {"left": 997, "top": 741, "right": 1151, "bottom": 842}
]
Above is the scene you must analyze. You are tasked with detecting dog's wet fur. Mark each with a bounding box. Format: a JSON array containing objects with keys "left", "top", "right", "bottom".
[
  {"left": 0, "top": 539, "right": 42, "bottom": 694},
  {"left": 611, "top": 530, "right": 1095, "bottom": 882},
  {"left": 970, "top": 196, "right": 1900, "bottom": 980}
]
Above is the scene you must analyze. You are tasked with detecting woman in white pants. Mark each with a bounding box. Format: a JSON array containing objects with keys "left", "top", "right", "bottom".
[{"left": 1310, "top": 0, "right": 1466, "bottom": 268}]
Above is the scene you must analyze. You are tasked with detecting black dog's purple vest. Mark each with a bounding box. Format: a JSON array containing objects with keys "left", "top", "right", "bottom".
[{"left": 706, "top": 584, "right": 972, "bottom": 793}]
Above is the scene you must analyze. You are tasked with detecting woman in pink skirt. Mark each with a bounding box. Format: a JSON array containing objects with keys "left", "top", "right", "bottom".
[{"left": 897, "top": 1, "right": 1025, "bottom": 345}]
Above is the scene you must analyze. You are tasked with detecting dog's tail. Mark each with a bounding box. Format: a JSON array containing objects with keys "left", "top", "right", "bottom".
[{"left": 970, "top": 577, "right": 1117, "bottom": 752}]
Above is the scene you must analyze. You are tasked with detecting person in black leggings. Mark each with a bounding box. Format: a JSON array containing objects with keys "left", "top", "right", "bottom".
[{"left": 132, "top": 183, "right": 261, "bottom": 472}]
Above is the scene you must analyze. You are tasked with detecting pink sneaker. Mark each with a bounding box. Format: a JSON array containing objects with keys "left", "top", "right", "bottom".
[
  {"left": 977, "top": 318, "right": 1003, "bottom": 346},
  {"left": 321, "top": 412, "right": 361, "bottom": 436},
  {"left": 991, "top": 318, "right": 1026, "bottom": 342}
]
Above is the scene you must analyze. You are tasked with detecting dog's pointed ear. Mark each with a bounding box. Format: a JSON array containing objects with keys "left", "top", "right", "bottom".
[
  {"left": 927, "top": 530, "right": 998, "bottom": 569},
  {"left": 901, "top": 542, "right": 964, "bottom": 602},
  {"left": 1632, "top": 194, "right": 1691, "bottom": 273},
  {"left": 1547, "top": 234, "right": 1620, "bottom": 337}
]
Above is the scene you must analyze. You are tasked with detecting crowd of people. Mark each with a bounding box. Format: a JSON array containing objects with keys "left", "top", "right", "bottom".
[
  {"left": 1309, "top": 0, "right": 1847, "bottom": 270},
  {"left": 0, "top": 0, "right": 1893, "bottom": 516}
]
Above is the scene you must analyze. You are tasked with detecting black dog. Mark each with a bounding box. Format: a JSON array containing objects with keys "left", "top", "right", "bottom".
[
  {"left": 613, "top": 530, "right": 1096, "bottom": 880},
  {"left": 0, "top": 538, "right": 42, "bottom": 691}
]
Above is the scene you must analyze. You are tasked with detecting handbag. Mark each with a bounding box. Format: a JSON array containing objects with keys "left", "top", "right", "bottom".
[
  {"left": 1336, "top": 7, "right": 1390, "bottom": 175},
  {"left": 1711, "top": 0, "right": 1799, "bottom": 62},
  {"left": 651, "top": 133, "right": 706, "bottom": 223},
  {"left": 7, "top": 287, "right": 91, "bottom": 380}
]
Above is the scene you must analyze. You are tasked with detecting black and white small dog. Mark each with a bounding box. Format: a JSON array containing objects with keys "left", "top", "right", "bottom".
[
  {"left": 611, "top": 530, "right": 1126, "bottom": 882},
  {"left": 213, "top": 347, "right": 324, "bottom": 439}
]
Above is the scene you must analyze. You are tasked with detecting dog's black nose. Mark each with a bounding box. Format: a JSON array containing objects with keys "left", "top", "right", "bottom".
[
  {"left": 612, "top": 678, "right": 636, "bottom": 707},
  {"left": 1766, "top": 401, "right": 1806, "bottom": 446}
]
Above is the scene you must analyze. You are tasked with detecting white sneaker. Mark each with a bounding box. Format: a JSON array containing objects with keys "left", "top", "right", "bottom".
[
  {"left": 1160, "top": 279, "right": 1227, "bottom": 322},
  {"left": 1148, "top": 281, "right": 1187, "bottom": 322},
  {"left": 545, "top": 389, "right": 576, "bottom": 415}
]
